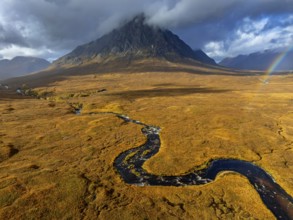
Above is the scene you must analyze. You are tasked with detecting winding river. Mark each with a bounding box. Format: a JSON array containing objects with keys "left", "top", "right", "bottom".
[
  {"left": 9, "top": 85, "right": 293, "bottom": 218},
  {"left": 89, "top": 111, "right": 293, "bottom": 219}
]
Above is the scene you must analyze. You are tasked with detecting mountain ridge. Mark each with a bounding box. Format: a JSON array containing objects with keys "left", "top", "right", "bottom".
[
  {"left": 219, "top": 49, "right": 293, "bottom": 71},
  {"left": 54, "top": 15, "right": 216, "bottom": 66},
  {"left": 0, "top": 56, "right": 51, "bottom": 80}
]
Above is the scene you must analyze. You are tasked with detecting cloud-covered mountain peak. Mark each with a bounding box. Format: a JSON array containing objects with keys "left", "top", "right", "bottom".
[{"left": 54, "top": 15, "right": 216, "bottom": 66}]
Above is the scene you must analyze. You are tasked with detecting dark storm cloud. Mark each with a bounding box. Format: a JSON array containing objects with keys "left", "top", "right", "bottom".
[
  {"left": 0, "top": 22, "right": 28, "bottom": 47},
  {"left": 171, "top": 1, "right": 293, "bottom": 50},
  {"left": 1, "top": 0, "right": 150, "bottom": 50},
  {"left": 0, "top": 0, "right": 293, "bottom": 61}
]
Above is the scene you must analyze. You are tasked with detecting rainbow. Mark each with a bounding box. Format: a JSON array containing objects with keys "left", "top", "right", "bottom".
[{"left": 262, "top": 44, "right": 293, "bottom": 83}]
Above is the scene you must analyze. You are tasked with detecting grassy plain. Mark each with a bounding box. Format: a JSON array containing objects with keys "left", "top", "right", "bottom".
[{"left": 0, "top": 61, "right": 292, "bottom": 219}]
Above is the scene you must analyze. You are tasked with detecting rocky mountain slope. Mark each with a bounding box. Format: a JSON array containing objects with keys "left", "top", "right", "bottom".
[
  {"left": 219, "top": 49, "right": 293, "bottom": 71},
  {"left": 54, "top": 15, "right": 216, "bottom": 66},
  {"left": 0, "top": 56, "right": 50, "bottom": 80}
]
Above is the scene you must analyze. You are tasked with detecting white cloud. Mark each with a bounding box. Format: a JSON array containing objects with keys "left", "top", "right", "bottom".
[
  {"left": 204, "top": 16, "right": 293, "bottom": 61},
  {"left": 204, "top": 41, "right": 226, "bottom": 61},
  {"left": 240, "top": 17, "right": 268, "bottom": 34},
  {"left": 0, "top": 0, "right": 293, "bottom": 60},
  {"left": 146, "top": 0, "right": 237, "bottom": 28},
  {"left": 0, "top": 44, "right": 65, "bottom": 61},
  {"left": 0, "top": 45, "right": 44, "bottom": 59}
]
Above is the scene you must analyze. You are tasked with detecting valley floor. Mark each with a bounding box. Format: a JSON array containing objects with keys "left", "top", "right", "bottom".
[{"left": 0, "top": 69, "right": 293, "bottom": 219}]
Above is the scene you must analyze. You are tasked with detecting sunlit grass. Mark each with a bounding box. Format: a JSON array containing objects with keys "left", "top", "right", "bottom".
[{"left": 0, "top": 64, "right": 292, "bottom": 219}]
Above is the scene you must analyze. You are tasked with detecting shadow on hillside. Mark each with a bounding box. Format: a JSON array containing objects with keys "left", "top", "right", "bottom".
[
  {"left": 0, "top": 89, "right": 34, "bottom": 101},
  {"left": 126, "top": 65, "right": 261, "bottom": 76},
  {"left": 106, "top": 87, "right": 229, "bottom": 100},
  {"left": 3, "top": 59, "right": 291, "bottom": 91}
]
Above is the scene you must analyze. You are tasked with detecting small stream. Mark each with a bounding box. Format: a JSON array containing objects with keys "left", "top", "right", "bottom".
[
  {"left": 107, "top": 113, "right": 293, "bottom": 220},
  {"left": 9, "top": 80, "right": 293, "bottom": 219},
  {"left": 12, "top": 85, "right": 293, "bottom": 218}
]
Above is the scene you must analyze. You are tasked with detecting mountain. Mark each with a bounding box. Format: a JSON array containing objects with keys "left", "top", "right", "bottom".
[
  {"left": 0, "top": 56, "right": 50, "bottom": 80},
  {"left": 219, "top": 49, "right": 293, "bottom": 71},
  {"left": 193, "top": 49, "right": 216, "bottom": 65},
  {"left": 54, "top": 15, "right": 216, "bottom": 66}
]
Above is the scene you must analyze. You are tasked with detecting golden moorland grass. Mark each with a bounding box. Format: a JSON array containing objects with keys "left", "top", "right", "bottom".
[{"left": 0, "top": 64, "right": 292, "bottom": 219}]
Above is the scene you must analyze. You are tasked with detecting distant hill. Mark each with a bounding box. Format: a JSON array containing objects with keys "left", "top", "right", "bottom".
[
  {"left": 219, "top": 49, "right": 293, "bottom": 71},
  {"left": 0, "top": 56, "right": 50, "bottom": 80},
  {"left": 54, "top": 15, "right": 216, "bottom": 66}
]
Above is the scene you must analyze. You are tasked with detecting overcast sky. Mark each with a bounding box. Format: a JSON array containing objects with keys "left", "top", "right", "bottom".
[{"left": 0, "top": 0, "right": 293, "bottom": 62}]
